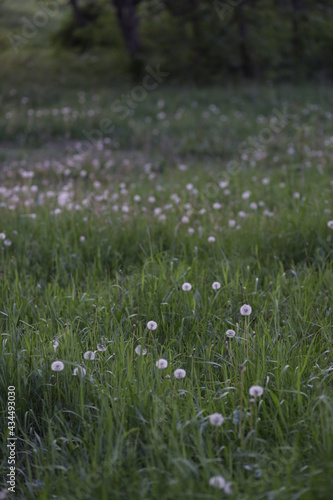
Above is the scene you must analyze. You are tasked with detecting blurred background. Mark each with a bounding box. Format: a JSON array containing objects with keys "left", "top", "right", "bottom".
[
  {"left": 1, "top": 0, "right": 333, "bottom": 87},
  {"left": 0, "top": 0, "right": 332, "bottom": 173}
]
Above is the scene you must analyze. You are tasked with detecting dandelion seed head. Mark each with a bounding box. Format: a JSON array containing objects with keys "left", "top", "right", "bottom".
[
  {"left": 156, "top": 359, "right": 168, "bottom": 369},
  {"left": 242, "top": 190, "right": 251, "bottom": 199},
  {"left": 182, "top": 282, "right": 192, "bottom": 291},
  {"left": 249, "top": 385, "right": 264, "bottom": 397},
  {"left": 240, "top": 304, "right": 252, "bottom": 316},
  {"left": 73, "top": 366, "right": 86, "bottom": 377},
  {"left": 209, "top": 413, "right": 225, "bottom": 426},
  {"left": 226, "top": 329, "right": 236, "bottom": 338},
  {"left": 147, "top": 320, "right": 157, "bottom": 330},
  {"left": 83, "top": 350, "right": 95, "bottom": 360},
  {"left": 209, "top": 476, "right": 225, "bottom": 489},
  {"left": 51, "top": 340, "right": 59, "bottom": 351},
  {"left": 224, "top": 481, "right": 234, "bottom": 494},
  {"left": 51, "top": 361, "right": 64, "bottom": 372},
  {"left": 135, "top": 345, "right": 147, "bottom": 356},
  {"left": 212, "top": 281, "right": 221, "bottom": 290},
  {"left": 97, "top": 343, "right": 107, "bottom": 352},
  {"left": 174, "top": 368, "right": 186, "bottom": 379}
]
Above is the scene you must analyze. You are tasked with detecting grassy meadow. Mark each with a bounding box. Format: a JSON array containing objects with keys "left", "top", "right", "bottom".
[
  {"left": 0, "top": 81, "right": 332, "bottom": 499},
  {"left": 0, "top": 3, "right": 333, "bottom": 497}
]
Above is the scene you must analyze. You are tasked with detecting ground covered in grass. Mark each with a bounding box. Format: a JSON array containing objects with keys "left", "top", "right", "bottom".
[{"left": 0, "top": 84, "right": 333, "bottom": 499}]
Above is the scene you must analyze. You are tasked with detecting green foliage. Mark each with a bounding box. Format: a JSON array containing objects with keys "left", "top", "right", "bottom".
[
  {"left": 0, "top": 83, "right": 333, "bottom": 498},
  {"left": 49, "top": 0, "right": 333, "bottom": 82},
  {"left": 51, "top": 2, "right": 124, "bottom": 53}
]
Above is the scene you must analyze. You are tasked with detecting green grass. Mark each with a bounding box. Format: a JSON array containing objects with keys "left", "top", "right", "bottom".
[{"left": 0, "top": 80, "right": 333, "bottom": 500}]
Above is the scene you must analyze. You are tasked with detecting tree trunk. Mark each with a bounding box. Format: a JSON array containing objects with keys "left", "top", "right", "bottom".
[
  {"left": 113, "top": 2, "right": 141, "bottom": 55},
  {"left": 291, "top": 0, "right": 303, "bottom": 63},
  {"left": 237, "top": 5, "right": 254, "bottom": 78}
]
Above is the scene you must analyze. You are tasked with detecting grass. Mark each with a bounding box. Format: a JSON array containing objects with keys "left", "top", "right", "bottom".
[{"left": 0, "top": 69, "right": 333, "bottom": 499}]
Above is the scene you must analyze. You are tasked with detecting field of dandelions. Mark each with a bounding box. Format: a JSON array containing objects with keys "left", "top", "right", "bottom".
[{"left": 1, "top": 83, "right": 333, "bottom": 500}]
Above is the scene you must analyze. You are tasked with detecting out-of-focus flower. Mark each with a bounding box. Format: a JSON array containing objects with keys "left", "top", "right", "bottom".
[
  {"left": 51, "top": 361, "right": 64, "bottom": 372},
  {"left": 209, "top": 413, "right": 224, "bottom": 426},
  {"left": 174, "top": 368, "right": 186, "bottom": 379},
  {"left": 249, "top": 385, "right": 264, "bottom": 397},
  {"left": 182, "top": 283, "right": 192, "bottom": 291},
  {"left": 156, "top": 359, "right": 168, "bottom": 369},
  {"left": 240, "top": 304, "right": 252, "bottom": 316}
]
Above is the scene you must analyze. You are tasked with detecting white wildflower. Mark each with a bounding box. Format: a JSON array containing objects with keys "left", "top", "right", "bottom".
[
  {"left": 51, "top": 361, "right": 64, "bottom": 372},
  {"left": 209, "top": 413, "right": 224, "bottom": 426},
  {"left": 240, "top": 304, "right": 252, "bottom": 316},
  {"left": 249, "top": 385, "right": 264, "bottom": 397},
  {"left": 156, "top": 359, "right": 168, "bottom": 369},
  {"left": 174, "top": 368, "right": 186, "bottom": 379}
]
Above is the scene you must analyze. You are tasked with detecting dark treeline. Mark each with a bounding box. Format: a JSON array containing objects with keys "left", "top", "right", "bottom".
[{"left": 57, "top": 0, "right": 332, "bottom": 81}]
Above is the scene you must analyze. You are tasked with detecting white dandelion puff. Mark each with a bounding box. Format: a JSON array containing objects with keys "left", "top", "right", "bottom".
[
  {"left": 174, "top": 368, "right": 186, "bottom": 379},
  {"left": 226, "top": 329, "right": 236, "bottom": 338},
  {"left": 156, "top": 359, "right": 168, "bottom": 369},
  {"left": 182, "top": 282, "right": 192, "bottom": 291},
  {"left": 224, "top": 481, "right": 234, "bottom": 494},
  {"left": 0, "top": 488, "right": 9, "bottom": 499},
  {"left": 97, "top": 344, "right": 107, "bottom": 352},
  {"left": 135, "top": 345, "right": 147, "bottom": 356},
  {"left": 240, "top": 304, "right": 252, "bottom": 316},
  {"left": 209, "top": 413, "right": 225, "bottom": 426},
  {"left": 212, "top": 281, "right": 221, "bottom": 290},
  {"left": 213, "top": 202, "right": 222, "bottom": 210},
  {"left": 147, "top": 320, "right": 157, "bottom": 330},
  {"left": 249, "top": 385, "right": 264, "bottom": 397},
  {"left": 73, "top": 366, "right": 86, "bottom": 377},
  {"left": 327, "top": 221, "right": 333, "bottom": 229},
  {"left": 83, "top": 351, "right": 95, "bottom": 360},
  {"left": 242, "top": 190, "right": 251, "bottom": 199},
  {"left": 51, "top": 340, "right": 59, "bottom": 351},
  {"left": 209, "top": 476, "right": 225, "bottom": 489},
  {"left": 208, "top": 236, "right": 216, "bottom": 243},
  {"left": 51, "top": 361, "right": 64, "bottom": 372}
]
